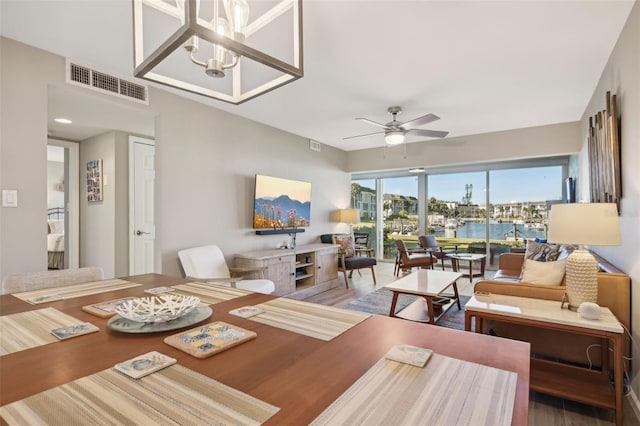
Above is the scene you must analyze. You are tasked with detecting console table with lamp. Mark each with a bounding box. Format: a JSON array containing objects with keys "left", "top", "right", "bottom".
[{"left": 466, "top": 202, "right": 626, "bottom": 424}]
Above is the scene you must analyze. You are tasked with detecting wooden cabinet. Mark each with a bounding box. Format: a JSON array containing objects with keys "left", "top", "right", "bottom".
[
  {"left": 235, "top": 244, "right": 339, "bottom": 298},
  {"left": 265, "top": 255, "right": 296, "bottom": 295},
  {"left": 316, "top": 246, "right": 339, "bottom": 286}
]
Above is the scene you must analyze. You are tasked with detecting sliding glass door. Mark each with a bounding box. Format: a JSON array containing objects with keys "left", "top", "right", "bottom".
[
  {"left": 352, "top": 158, "right": 568, "bottom": 269},
  {"left": 381, "top": 176, "right": 419, "bottom": 260}
]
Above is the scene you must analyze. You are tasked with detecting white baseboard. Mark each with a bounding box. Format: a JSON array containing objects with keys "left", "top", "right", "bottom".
[{"left": 629, "top": 388, "right": 640, "bottom": 422}]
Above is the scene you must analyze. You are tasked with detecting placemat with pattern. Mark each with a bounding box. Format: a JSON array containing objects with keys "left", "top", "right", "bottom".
[
  {"left": 310, "top": 353, "right": 517, "bottom": 426},
  {"left": 0, "top": 364, "right": 279, "bottom": 425},
  {"left": 0, "top": 307, "right": 90, "bottom": 356},
  {"left": 12, "top": 279, "right": 140, "bottom": 304},
  {"left": 249, "top": 298, "right": 370, "bottom": 341},
  {"left": 169, "top": 282, "right": 253, "bottom": 305}
]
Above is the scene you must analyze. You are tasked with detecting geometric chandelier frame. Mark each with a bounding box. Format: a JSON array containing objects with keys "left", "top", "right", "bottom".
[{"left": 133, "top": 0, "right": 303, "bottom": 104}]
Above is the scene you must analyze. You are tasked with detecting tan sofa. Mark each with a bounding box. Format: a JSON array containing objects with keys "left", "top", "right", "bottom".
[{"left": 474, "top": 252, "right": 630, "bottom": 368}]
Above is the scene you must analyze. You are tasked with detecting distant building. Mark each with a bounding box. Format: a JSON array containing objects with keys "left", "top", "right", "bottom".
[{"left": 352, "top": 185, "right": 376, "bottom": 221}]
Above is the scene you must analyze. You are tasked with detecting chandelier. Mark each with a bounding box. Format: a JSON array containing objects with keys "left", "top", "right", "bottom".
[{"left": 133, "top": 0, "right": 303, "bottom": 105}]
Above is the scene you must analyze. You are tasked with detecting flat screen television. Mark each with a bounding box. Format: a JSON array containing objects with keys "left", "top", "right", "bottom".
[{"left": 253, "top": 174, "right": 311, "bottom": 229}]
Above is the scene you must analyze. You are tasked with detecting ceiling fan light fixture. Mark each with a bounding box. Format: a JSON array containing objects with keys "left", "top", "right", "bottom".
[{"left": 385, "top": 131, "right": 405, "bottom": 145}]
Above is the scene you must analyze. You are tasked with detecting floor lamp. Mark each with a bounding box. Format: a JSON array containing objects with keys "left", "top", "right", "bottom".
[{"left": 547, "top": 203, "right": 621, "bottom": 311}]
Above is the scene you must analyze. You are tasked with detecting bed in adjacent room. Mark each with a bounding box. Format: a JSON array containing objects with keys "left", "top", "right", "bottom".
[{"left": 47, "top": 207, "right": 65, "bottom": 270}]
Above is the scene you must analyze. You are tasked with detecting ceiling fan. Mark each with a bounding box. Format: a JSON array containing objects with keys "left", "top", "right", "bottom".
[{"left": 343, "top": 106, "right": 449, "bottom": 145}]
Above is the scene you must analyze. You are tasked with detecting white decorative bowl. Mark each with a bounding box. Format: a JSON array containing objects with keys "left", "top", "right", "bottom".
[{"left": 115, "top": 295, "right": 200, "bottom": 323}]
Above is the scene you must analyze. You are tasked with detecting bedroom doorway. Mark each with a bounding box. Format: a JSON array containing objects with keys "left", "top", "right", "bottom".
[{"left": 47, "top": 140, "right": 79, "bottom": 269}]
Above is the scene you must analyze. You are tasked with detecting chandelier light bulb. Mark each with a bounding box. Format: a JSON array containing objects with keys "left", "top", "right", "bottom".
[
  {"left": 211, "top": 18, "right": 231, "bottom": 63},
  {"left": 224, "top": 0, "right": 250, "bottom": 41}
]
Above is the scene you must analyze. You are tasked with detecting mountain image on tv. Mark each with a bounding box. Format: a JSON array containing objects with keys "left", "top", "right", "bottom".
[
  {"left": 254, "top": 195, "right": 311, "bottom": 228},
  {"left": 253, "top": 175, "right": 312, "bottom": 229}
]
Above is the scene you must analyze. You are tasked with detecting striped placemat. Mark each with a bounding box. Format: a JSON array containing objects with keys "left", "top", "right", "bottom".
[
  {"left": 169, "top": 282, "right": 253, "bottom": 305},
  {"left": 12, "top": 279, "right": 141, "bottom": 304},
  {"left": 0, "top": 308, "right": 90, "bottom": 356},
  {"left": 0, "top": 364, "right": 279, "bottom": 425},
  {"left": 249, "top": 298, "right": 370, "bottom": 341},
  {"left": 311, "top": 353, "right": 517, "bottom": 426}
]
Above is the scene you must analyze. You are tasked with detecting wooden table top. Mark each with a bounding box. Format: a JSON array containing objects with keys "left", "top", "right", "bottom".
[
  {"left": 467, "top": 294, "right": 623, "bottom": 334},
  {"left": 384, "top": 269, "right": 462, "bottom": 296},
  {"left": 447, "top": 253, "right": 487, "bottom": 261},
  {"left": 0, "top": 273, "right": 530, "bottom": 425}
]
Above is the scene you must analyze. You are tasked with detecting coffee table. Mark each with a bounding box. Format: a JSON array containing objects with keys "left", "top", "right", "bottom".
[
  {"left": 448, "top": 253, "right": 486, "bottom": 281},
  {"left": 384, "top": 269, "right": 463, "bottom": 324}
]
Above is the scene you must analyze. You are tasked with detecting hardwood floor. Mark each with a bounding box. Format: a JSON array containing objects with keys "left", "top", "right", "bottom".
[{"left": 303, "top": 260, "right": 640, "bottom": 426}]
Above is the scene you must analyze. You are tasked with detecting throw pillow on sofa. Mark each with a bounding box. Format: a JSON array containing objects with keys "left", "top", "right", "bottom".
[
  {"left": 333, "top": 234, "right": 356, "bottom": 257},
  {"left": 524, "top": 240, "right": 562, "bottom": 262},
  {"left": 520, "top": 258, "right": 567, "bottom": 285}
]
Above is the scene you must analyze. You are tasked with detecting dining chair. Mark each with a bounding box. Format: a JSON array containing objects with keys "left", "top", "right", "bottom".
[
  {"left": 177, "top": 245, "right": 275, "bottom": 294},
  {"left": 394, "top": 239, "right": 436, "bottom": 276},
  {"left": 1, "top": 266, "right": 105, "bottom": 295},
  {"left": 418, "top": 235, "right": 459, "bottom": 271}
]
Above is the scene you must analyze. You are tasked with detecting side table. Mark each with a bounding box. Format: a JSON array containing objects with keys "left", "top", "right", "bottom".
[
  {"left": 448, "top": 253, "right": 486, "bottom": 282},
  {"left": 465, "top": 293, "right": 625, "bottom": 426}
]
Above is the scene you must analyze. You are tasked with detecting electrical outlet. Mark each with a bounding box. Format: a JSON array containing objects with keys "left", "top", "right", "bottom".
[{"left": 309, "top": 140, "right": 321, "bottom": 152}]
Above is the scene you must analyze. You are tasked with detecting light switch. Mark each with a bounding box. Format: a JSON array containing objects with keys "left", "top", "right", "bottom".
[{"left": 2, "top": 189, "right": 18, "bottom": 207}]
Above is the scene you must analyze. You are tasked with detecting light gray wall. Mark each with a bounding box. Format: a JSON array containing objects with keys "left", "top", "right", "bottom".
[
  {"left": 80, "top": 132, "right": 117, "bottom": 277},
  {"left": 151, "top": 88, "right": 349, "bottom": 277},
  {"left": 0, "top": 37, "right": 63, "bottom": 278},
  {"left": 114, "top": 132, "right": 129, "bottom": 278},
  {"left": 579, "top": 1, "right": 640, "bottom": 402},
  {"left": 346, "top": 121, "right": 581, "bottom": 173}
]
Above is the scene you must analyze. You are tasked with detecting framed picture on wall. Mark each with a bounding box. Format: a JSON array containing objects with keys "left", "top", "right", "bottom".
[{"left": 87, "top": 159, "right": 103, "bottom": 202}]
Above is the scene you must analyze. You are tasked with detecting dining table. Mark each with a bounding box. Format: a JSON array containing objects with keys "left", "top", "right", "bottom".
[{"left": 0, "top": 273, "right": 531, "bottom": 425}]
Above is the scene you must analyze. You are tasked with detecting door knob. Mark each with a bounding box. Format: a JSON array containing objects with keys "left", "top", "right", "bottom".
[{"left": 136, "top": 230, "right": 150, "bottom": 236}]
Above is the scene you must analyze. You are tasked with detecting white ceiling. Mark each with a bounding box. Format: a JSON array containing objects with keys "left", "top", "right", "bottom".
[{"left": 1, "top": 0, "right": 634, "bottom": 151}]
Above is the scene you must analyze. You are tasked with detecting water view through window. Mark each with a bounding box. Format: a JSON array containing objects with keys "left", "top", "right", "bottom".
[{"left": 352, "top": 165, "right": 564, "bottom": 267}]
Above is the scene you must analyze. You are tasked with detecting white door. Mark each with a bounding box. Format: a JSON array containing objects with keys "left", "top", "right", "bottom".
[{"left": 129, "top": 136, "right": 155, "bottom": 274}]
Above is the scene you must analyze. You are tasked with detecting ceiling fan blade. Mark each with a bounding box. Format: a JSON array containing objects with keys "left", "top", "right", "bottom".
[
  {"left": 407, "top": 129, "right": 449, "bottom": 138},
  {"left": 400, "top": 113, "right": 439, "bottom": 129},
  {"left": 355, "top": 118, "right": 391, "bottom": 130},
  {"left": 342, "top": 131, "right": 385, "bottom": 140}
]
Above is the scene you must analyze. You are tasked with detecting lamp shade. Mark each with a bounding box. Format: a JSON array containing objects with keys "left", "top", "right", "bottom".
[
  {"left": 547, "top": 203, "right": 621, "bottom": 247},
  {"left": 335, "top": 208, "right": 360, "bottom": 224}
]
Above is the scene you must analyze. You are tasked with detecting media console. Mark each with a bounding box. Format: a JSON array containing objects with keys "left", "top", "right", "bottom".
[{"left": 235, "top": 244, "right": 340, "bottom": 298}]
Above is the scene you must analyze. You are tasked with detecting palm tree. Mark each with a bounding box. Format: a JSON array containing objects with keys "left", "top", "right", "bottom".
[{"left": 351, "top": 183, "right": 362, "bottom": 208}]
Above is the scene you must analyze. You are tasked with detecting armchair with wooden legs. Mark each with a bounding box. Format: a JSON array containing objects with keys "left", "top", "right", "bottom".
[
  {"left": 394, "top": 239, "right": 437, "bottom": 276},
  {"left": 418, "top": 235, "right": 459, "bottom": 271},
  {"left": 320, "top": 234, "right": 376, "bottom": 288}
]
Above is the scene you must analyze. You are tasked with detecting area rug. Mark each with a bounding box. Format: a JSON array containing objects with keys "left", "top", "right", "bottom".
[{"left": 343, "top": 289, "right": 470, "bottom": 331}]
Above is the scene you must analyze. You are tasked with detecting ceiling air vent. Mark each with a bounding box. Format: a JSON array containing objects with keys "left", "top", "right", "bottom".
[{"left": 66, "top": 60, "right": 148, "bottom": 104}]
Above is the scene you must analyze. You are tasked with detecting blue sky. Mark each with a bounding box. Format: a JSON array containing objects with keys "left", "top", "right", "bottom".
[{"left": 355, "top": 166, "right": 563, "bottom": 204}]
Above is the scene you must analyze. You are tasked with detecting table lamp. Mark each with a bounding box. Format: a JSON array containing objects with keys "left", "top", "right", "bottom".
[
  {"left": 547, "top": 203, "right": 621, "bottom": 311},
  {"left": 335, "top": 208, "right": 360, "bottom": 235}
]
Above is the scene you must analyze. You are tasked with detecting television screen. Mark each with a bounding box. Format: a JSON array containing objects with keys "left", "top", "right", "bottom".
[{"left": 253, "top": 174, "right": 311, "bottom": 229}]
